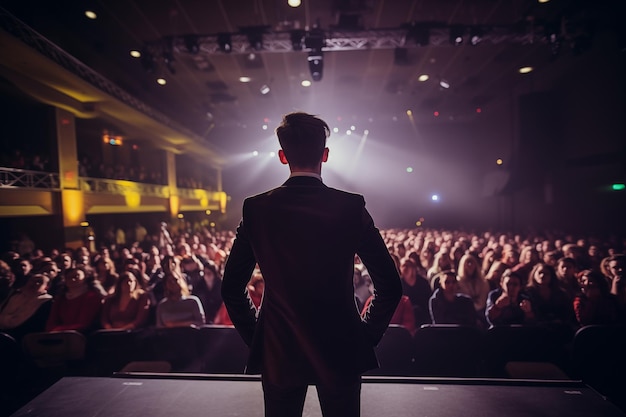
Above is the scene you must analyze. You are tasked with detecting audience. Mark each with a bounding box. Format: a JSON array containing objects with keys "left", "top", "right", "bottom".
[
  {"left": 573, "top": 269, "right": 621, "bottom": 326},
  {"left": 429, "top": 271, "right": 478, "bottom": 327},
  {"left": 485, "top": 269, "right": 534, "bottom": 327},
  {"left": 100, "top": 271, "right": 151, "bottom": 330},
  {"left": 45, "top": 266, "right": 104, "bottom": 333},
  {"left": 155, "top": 270, "right": 205, "bottom": 328},
  {"left": 0, "top": 273, "right": 52, "bottom": 340}
]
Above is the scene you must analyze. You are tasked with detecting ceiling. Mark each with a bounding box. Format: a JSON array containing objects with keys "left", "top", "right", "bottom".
[
  {"left": 1, "top": 0, "right": 617, "bottom": 153},
  {"left": 0, "top": 0, "right": 624, "bottom": 230}
]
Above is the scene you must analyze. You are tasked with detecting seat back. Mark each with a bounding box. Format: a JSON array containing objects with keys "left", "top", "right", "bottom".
[
  {"left": 482, "top": 325, "right": 564, "bottom": 377},
  {"left": 365, "top": 325, "right": 414, "bottom": 376},
  {"left": 87, "top": 329, "right": 148, "bottom": 376},
  {"left": 198, "top": 325, "right": 249, "bottom": 374},
  {"left": 21, "top": 331, "right": 86, "bottom": 369},
  {"left": 572, "top": 325, "right": 626, "bottom": 398},
  {"left": 412, "top": 324, "right": 484, "bottom": 377},
  {"left": 142, "top": 326, "right": 203, "bottom": 372}
]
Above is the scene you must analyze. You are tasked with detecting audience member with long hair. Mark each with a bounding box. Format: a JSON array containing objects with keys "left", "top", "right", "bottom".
[{"left": 101, "top": 271, "right": 151, "bottom": 330}]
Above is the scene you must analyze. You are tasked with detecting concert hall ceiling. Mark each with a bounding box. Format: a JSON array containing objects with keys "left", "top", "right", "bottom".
[{"left": 1, "top": 0, "right": 621, "bottom": 155}]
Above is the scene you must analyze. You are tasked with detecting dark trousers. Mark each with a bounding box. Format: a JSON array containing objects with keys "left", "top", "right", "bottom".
[{"left": 262, "top": 375, "right": 361, "bottom": 417}]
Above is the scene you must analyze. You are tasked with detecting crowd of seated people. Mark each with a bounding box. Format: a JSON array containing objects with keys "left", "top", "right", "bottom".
[
  {"left": 0, "top": 149, "right": 51, "bottom": 172},
  {"left": 1, "top": 225, "right": 625, "bottom": 359}
]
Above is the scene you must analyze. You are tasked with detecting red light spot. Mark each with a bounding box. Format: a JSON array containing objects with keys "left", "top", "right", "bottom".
[
  {"left": 61, "top": 119, "right": 70, "bottom": 125},
  {"left": 433, "top": 111, "right": 440, "bottom": 117},
  {"left": 476, "top": 108, "right": 482, "bottom": 113},
  {"left": 263, "top": 118, "right": 269, "bottom": 123}
]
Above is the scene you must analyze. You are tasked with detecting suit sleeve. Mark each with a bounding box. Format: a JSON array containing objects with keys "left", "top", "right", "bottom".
[
  {"left": 357, "top": 200, "right": 402, "bottom": 346},
  {"left": 221, "top": 210, "right": 258, "bottom": 346}
]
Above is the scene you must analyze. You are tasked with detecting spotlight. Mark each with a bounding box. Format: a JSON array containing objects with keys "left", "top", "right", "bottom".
[
  {"left": 184, "top": 35, "right": 200, "bottom": 54},
  {"left": 260, "top": 84, "right": 270, "bottom": 95},
  {"left": 290, "top": 29, "right": 305, "bottom": 51},
  {"left": 304, "top": 29, "right": 325, "bottom": 51},
  {"left": 217, "top": 33, "right": 232, "bottom": 53},
  {"left": 439, "top": 80, "right": 450, "bottom": 89},
  {"left": 449, "top": 25, "right": 465, "bottom": 46},
  {"left": 242, "top": 26, "right": 269, "bottom": 51},
  {"left": 307, "top": 51, "right": 323, "bottom": 81},
  {"left": 163, "top": 51, "right": 176, "bottom": 75},
  {"left": 469, "top": 26, "right": 483, "bottom": 46},
  {"left": 406, "top": 22, "right": 430, "bottom": 46}
]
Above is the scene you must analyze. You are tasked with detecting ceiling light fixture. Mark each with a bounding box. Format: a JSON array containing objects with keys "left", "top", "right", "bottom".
[
  {"left": 439, "top": 80, "right": 450, "bottom": 89},
  {"left": 260, "top": 85, "right": 270, "bottom": 95},
  {"left": 406, "top": 22, "right": 430, "bottom": 46},
  {"left": 156, "top": 78, "right": 167, "bottom": 85},
  {"left": 449, "top": 25, "right": 465, "bottom": 46},
  {"left": 217, "top": 33, "right": 232, "bottom": 53},
  {"left": 301, "top": 80, "right": 312, "bottom": 87},
  {"left": 305, "top": 29, "right": 325, "bottom": 82},
  {"left": 242, "top": 26, "right": 269, "bottom": 51},
  {"left": 239, "top": 76, "right": 251, "bottom": 83},
  {"left": 130, "top": 50, "right": 141, "bottom": 58},
  {"left": 290, "top": 30, "right": 305, "bottom": 51},
  {"left": 85, "top": 10, "right": 97, "bottom": 20},
  {"left": 288, "top": 0, "right": 302, "bottom": 8},
  {"left": 519, "top": 66, "right": 534, "bottom": 74},
  {"left": 418, "top": 74, "right": 429, "bottom": 82},
  {"left": 469, "top": 26, "right": 483, "bottom": 46},
  {"left": 184, "top": 35, "right": 200, "bottom": 54}
]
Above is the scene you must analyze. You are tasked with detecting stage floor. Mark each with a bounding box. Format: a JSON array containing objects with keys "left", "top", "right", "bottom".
[{"left": 10, "top": 374, "right": 626, "bottom": 417}]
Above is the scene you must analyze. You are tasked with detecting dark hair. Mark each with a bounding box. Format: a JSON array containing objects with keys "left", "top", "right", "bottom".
[{"left": 276, "top": 112, "right": 329, "bottom": 168}]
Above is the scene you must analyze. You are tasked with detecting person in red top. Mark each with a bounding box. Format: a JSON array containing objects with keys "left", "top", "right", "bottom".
[
  {"left": 46, "top": 266, "right": 104, "bottom": 333},
  {"left": 101, "top": 271, "right": 151, "bottom": 330},
  {"left": 361, "top": 294, "right": 416, "bottom": 336}
]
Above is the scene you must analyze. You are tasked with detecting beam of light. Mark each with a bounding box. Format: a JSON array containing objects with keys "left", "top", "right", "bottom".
[{"left": 347, "top": 130, "right": 369, "bottom": 177}]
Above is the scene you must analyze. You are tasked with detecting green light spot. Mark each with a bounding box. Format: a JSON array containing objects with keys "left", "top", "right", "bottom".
[{"left": 612, "top": 183, "right": 625, "bottom": 191}]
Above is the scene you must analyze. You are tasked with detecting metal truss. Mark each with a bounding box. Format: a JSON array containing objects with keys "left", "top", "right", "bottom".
[{"left": 165, "top": 25, "right": 542, "bottom": 56}]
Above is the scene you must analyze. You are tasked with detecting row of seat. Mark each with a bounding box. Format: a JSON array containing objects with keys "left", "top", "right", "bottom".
[
  {"left": 370, "top": 324, "right": 626, "bottom": 411},
  {"left": 2, "top": 324, "right": 625, "bottom": 410},
  {"left": 0, "top": 325, "right": 250, "bottom": 378}
]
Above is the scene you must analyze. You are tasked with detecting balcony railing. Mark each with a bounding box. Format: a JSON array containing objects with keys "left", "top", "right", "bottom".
[
  {"left": 79, "top": 177, "right": 170, "bottom": 198},
  {"left": 0, "top": 166, "right": 59, "bottom": 189}
]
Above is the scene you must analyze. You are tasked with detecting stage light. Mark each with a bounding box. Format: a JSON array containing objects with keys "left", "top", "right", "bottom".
[
  {"left": 519, "top": 66, "right": 533, "bottom": 74},
  {"left": 288, "top": 0, "right": 301, "bottom": 7},
  {"left": 470, "top": 26, "right": 483, "bottom": 46},
  {"left": 307, "top": 51, "right": 323, "bottom": 81},
  {"left": 301, "top": 80, "right": 312, "bottom": 87},
  {"left": 217, "top": 33, "right": 232, "bottom": 53},
  {"left": 156, "top": 78, "right": 167, "bottom": 85},
  {"left": 431, "top": 194, "right": 439, "bottom": 201},
  {"left": 243, "top": 26, "right": 269, "bottom": 51},
  {"left": 260, "top": 85, "right": 270, "bottom": 95},
  {"left": 450, "top": 26, "right": 465, "bottom": 46},
  {"left": 85, "top": 10, "right": 97, "bottom": 19},
  {"left": 439, "top": 80, "right": 450, "bottom": 89},
  {"left": 612, "top": 183, "right": 625, "bottom": 191},
  {"left": 406, "top": 22, "right": 430, "bottom": 46},
  {"left": 496, "top": 158, "right": 503, "bottom": 165},
  {"left": 184, "top": 35, "right": 200, "bottom": 54},
  {"left": 291, "top": 30, "right": 305, "bottom": 51},
  {"left": 130, "top": 50, "right": 141, "bottom": 58},
  {"left": 239, "top": 76, "right": 251, "bottom": 83},
  {"left": 418, "top": 74, "right": 429, "bottom": 82},
  {"left": 406, "top": 167, "right": 413, "bottom": 173},
  {"left": 163, "top": 51, "right": 176, "bottom": 75}
]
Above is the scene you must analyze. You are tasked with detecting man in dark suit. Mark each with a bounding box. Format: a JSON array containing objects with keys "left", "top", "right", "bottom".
[{"left": 222, "top": 112, "right": 402, "bottom": 417}]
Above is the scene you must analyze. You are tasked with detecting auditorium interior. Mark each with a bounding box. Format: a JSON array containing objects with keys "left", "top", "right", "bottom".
[{"left": 0, "top": 1, "right": 625, "bottom": 416}]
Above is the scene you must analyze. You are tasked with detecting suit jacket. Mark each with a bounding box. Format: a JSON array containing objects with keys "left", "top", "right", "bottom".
[{"left": 222, "top": 176, "right": 402, "bottom": 386}]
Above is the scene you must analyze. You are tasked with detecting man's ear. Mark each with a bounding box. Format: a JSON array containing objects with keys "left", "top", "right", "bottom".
[
  {"left": 278, "top": 149, "right": 289, "bottom": 165},
  {"left": 322, "top": 147, "right": 329, "bottom": 163}
]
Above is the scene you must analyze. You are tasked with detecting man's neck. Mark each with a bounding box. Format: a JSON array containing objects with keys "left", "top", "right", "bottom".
[{"left": 289, "top": 171, "right": 322, "bottom": 181}]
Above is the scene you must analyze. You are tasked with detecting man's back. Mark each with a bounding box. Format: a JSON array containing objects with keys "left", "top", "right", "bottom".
[{"left": 221, "top": 112, "right": 402, "bottom": 417}]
